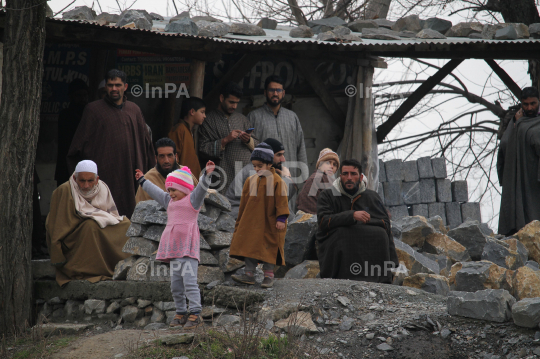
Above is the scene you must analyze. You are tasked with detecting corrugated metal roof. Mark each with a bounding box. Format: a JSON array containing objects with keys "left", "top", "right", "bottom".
[
  {"left": 18, "top": 12, "right": 540, "bottom": 46},
  {"left": 2, "top": 10, "right": 540, "bottom": 56}
]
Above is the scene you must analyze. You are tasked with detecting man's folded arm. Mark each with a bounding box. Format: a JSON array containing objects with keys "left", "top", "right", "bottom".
[{"left": 317, "top": 191, "right": 356, "bottom": 232}]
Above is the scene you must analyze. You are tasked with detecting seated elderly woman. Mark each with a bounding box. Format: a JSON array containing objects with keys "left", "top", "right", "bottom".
[
  {"left": 46, "top": 160, "right": 131, "bottom": 286},
  {"left": 297, "top": 149, "right": 340, "bottom": 214}
]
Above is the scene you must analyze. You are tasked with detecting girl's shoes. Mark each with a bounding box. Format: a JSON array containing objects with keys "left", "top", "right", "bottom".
[
  {"left": 183, "top": 314, "right": 203, "bottom": 329},
  {"left": 169, "top": 314, "right": 188, "bottom": 327}
]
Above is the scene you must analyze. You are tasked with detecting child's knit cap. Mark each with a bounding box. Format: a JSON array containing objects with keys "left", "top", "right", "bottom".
[
  {"left": 165, "top": 166, "right": 195, "bottom": 194},
  {"left": 250, "top": 142, "right": 274, "bottom": 164},
  {"left": 316, "top": 148, "right": 340, "bottom": 169}
]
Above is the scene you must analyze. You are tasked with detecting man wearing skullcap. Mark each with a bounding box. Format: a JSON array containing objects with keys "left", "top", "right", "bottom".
[{"left": 46, "top": 160, "right": 131, "bottom": 286}]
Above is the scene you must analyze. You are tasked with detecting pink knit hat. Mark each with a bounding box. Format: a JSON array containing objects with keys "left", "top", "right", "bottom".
[{"left": 165, "top": 166, "right": 195, "bottom": 195}]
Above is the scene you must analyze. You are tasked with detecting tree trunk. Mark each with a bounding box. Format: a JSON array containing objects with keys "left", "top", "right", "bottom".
[
  {"left": 288, "top": 0, "right": 307, "bottom": 25},
  {"left": 0, "top": 0, "right": 46, "bottom": 335},
  {"left": 364, "top": 0, "right": 391, "bottom": 19}
]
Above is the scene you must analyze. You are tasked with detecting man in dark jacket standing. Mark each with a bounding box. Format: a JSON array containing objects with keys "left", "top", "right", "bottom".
[
  {"left": 67, "top": 69, "right": 155, "bottom": 217},
  {"left": 316, "top": 159, "right": 398, "bottom": 283},
  {"left": 497, "top": 86, "right": 540, "bottom": 235}
]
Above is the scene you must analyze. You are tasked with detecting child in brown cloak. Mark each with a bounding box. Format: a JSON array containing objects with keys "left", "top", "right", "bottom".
[{"left": 229, "top": 142, "right": 290, "bottom": 288}]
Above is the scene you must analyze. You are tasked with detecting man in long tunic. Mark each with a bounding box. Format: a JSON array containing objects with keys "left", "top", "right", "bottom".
[
  {"left": 247, "top": 75, "right": 308, "bottom": 182},
  {"left": 199, "top": 82, "right": 258, "bottom": 193},
  {"left": 135, "top": 138, "right": 198, "bottom": 203},
  {"left": 317, "top": 159, "right": 398, "bottom": 283},
  {"left": 497, "top": 87, "right": 540, "bottom": 235},
  {"left": 46, "top": 160, "right": 131, "bottom": 286},
  {"left": 67, "top": 69, "right": 155, "bottom": 217}
]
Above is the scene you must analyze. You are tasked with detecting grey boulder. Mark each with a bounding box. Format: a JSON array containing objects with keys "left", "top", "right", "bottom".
[
  {"left": 196, "top": 21, "right": 230, "bottom": 37},
  {"left": 284, "top": 212, "right": 318, "bottom": 266},
  {"left": 257, "top": 18, "right": 278, "bottom": 30},
  {"left": 447, "top": 289, "right": 516, "bottom": 322},
  {"left": 116, "top": 10, "right": 152, "bottom": 30},
  {"left": 423, "top": 18, "right": 452, "bottom": 34},
  {"left": 229, "top": 23, "right": 266, "bottom": 36},
  {"left": 416, "top": 29, "right": 446, "bottom": 39},
  {"left": 512, "top": 298, "right": 540, "bottom": 328},
  {"left": 347, "top": 20, "right": 378, "bottom": 32},
  {"left": 392, "top": 15, "right": 423, "bottom": 33},
  {"left": 289, "top": 25, "right": 314, "bottom": 38},
  {"left": 62, "top": 6, "right": 96, "bottom": 20},
  {"left": 165, "top": 18, "right": 199, "bottom": 35},
  {"left": 447, "top": 221, "right": 488, "bottom": 260}
]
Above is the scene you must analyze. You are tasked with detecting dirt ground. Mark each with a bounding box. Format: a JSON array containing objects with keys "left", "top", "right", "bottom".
[{"left": 28, "top": 279, "right": 540, "bottom": 359}]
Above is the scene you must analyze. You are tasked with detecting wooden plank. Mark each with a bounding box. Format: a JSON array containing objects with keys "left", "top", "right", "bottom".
[
  {"left": 189, "top": 59, "right": 205, "bottom": 98},
  {"left": 376, "top": 59, "right": 464, "bottom": 143},
  {"left": 293, "top": 59, "right": 346, "bottom": 130},
  {"left": 360, "top": 65, "right": 375, "bottom": 189},
  {"left": 189, "top": 60, "right": 206, "bottom": 152},
  {"left": 485, "top": 59, "right": 522, "bottom": 99},
  {"left": 203, "top": 53, "right": 263, "bottom": 110}
]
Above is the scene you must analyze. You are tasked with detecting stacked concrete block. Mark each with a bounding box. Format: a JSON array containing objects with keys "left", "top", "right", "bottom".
[
  {"left": 385, "top": 159, "right": 404, "bottom": 181},
  {"left": 436, "top": 179, "right": 452, "bottom": 202},
  {"left": 412, "top": 204, "right": 429, "bottom": 218},
  {"left": 403, "top": 161, "right": 419, "bottom": 182},
  {"left": 380, "top": 157, "right": 477, "bottom": 225},
  {"left": 383, "top": 181, "right": 404, "bottom": 206},
  {"left": 417, "top": 157, "right": 434, "bottom": 178}
]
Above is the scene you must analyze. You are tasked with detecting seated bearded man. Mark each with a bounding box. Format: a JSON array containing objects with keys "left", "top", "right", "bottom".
[
  {"left": 135, "top": 137, "right": 198, "bottom": 203},
  {"left": 316, "top": 159, "right": 399, "bottom": 283},
  {"left": 46, "top": 160, "right": 131, "bottom": 286}
]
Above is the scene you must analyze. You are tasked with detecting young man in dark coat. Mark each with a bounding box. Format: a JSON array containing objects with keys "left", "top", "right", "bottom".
[
  {"left": 316, "top": 159, "right": 399, "bottom": 283},
  {"left": 497, "top": 86, "right": 540, "bottom": 236}
]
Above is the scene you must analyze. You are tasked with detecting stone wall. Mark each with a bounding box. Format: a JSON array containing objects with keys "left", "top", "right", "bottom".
[{"left": 378, "top": 157, "right": 481, "bottom": 228}]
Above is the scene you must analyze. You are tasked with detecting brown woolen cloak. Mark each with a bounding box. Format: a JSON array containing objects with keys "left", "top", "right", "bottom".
[
  {"left": 46, "top": 182, "right": 131, "bottom": 286},
  {"left": 229, "top": 168, "right": 290, "bottom": 265},
  {"left": 67, "top": 97, "right": 155, "bottom": 217}
]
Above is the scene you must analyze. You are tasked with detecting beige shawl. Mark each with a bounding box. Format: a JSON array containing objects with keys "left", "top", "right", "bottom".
[{"left": 69, "top": 174, "right": 124, "bottom": 228}]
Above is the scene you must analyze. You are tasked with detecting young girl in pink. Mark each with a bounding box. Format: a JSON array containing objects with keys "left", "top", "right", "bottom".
[{"left": 135, "top": 161, "right": 214, "bottom": 329}]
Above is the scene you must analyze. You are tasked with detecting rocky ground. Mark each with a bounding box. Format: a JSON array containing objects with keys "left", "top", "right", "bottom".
[{"left": 22, "top": 278, "right": 540, "bottom": 359}]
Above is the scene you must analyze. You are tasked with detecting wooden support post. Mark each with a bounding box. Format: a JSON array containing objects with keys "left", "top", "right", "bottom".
[
  {"left": 359, "top": 65, "right": 375, "bottom": 188},
  {"left": 163, "top": 95, "right": 177, "bottom": 137},
  {"left": 340, "top": 65, "right": 377, "bottom": 189},
  {"left": 485, "top": 59, "right": 522, "bottom": 100},
  {"left": 203, "top": 53, "right": 263, "bottom": 110},
  {"left": 376, "top": 59, "right": 464, "bottom": 143},
  {"left": 189, "top": 59, "right": 206, "bottom": 151},
  {"left": 88, "top": 48, "right": 108, "bottom": 101},
  {"left": 292, "top": 59, "right": 346, "bottom": 131},
  {"left": 189, "top": 59, "right": 205, "bottom": 98}
]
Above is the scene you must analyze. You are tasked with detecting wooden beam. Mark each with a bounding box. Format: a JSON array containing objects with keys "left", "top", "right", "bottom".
[
  {"left": 189, "top": 59, "right": 205, "bottom": 98},
  {"left": 485, "top": 59, "right": 522, "bottom": 99},
  {"left": 189, "top": 59, "right": 206, "bottom": 152},
  {"left": 203, "top": 53, "right": 263, "bottom": 110},
  {"left": 376, "top": 59, "right": 464, "bottom": 143},
  {"left": 292, "top": 59, "right": 346, "bottom": 131}
]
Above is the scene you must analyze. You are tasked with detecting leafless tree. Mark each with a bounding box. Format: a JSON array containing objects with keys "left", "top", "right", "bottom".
[{"left": 0, "top": 0, "right": 46, "bottom": 335}]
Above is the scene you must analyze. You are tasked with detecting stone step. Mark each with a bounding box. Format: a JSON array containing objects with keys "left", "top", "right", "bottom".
[{"left": 35, "top": 280, "right": 173, "bottom": 301}]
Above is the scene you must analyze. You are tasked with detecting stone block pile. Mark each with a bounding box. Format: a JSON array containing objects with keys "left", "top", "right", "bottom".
[
  {"left": 391, "top": 214, "right": 540, "bottom": 327},
  {"left": 378, "top": 157, "right": 479, "bottom": 228},
  {"left": 61, "top": 7, "right": 540, "bottom": 44},
  {"left": 115, "top": 190, "right": 240, "bottom": 285}
]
